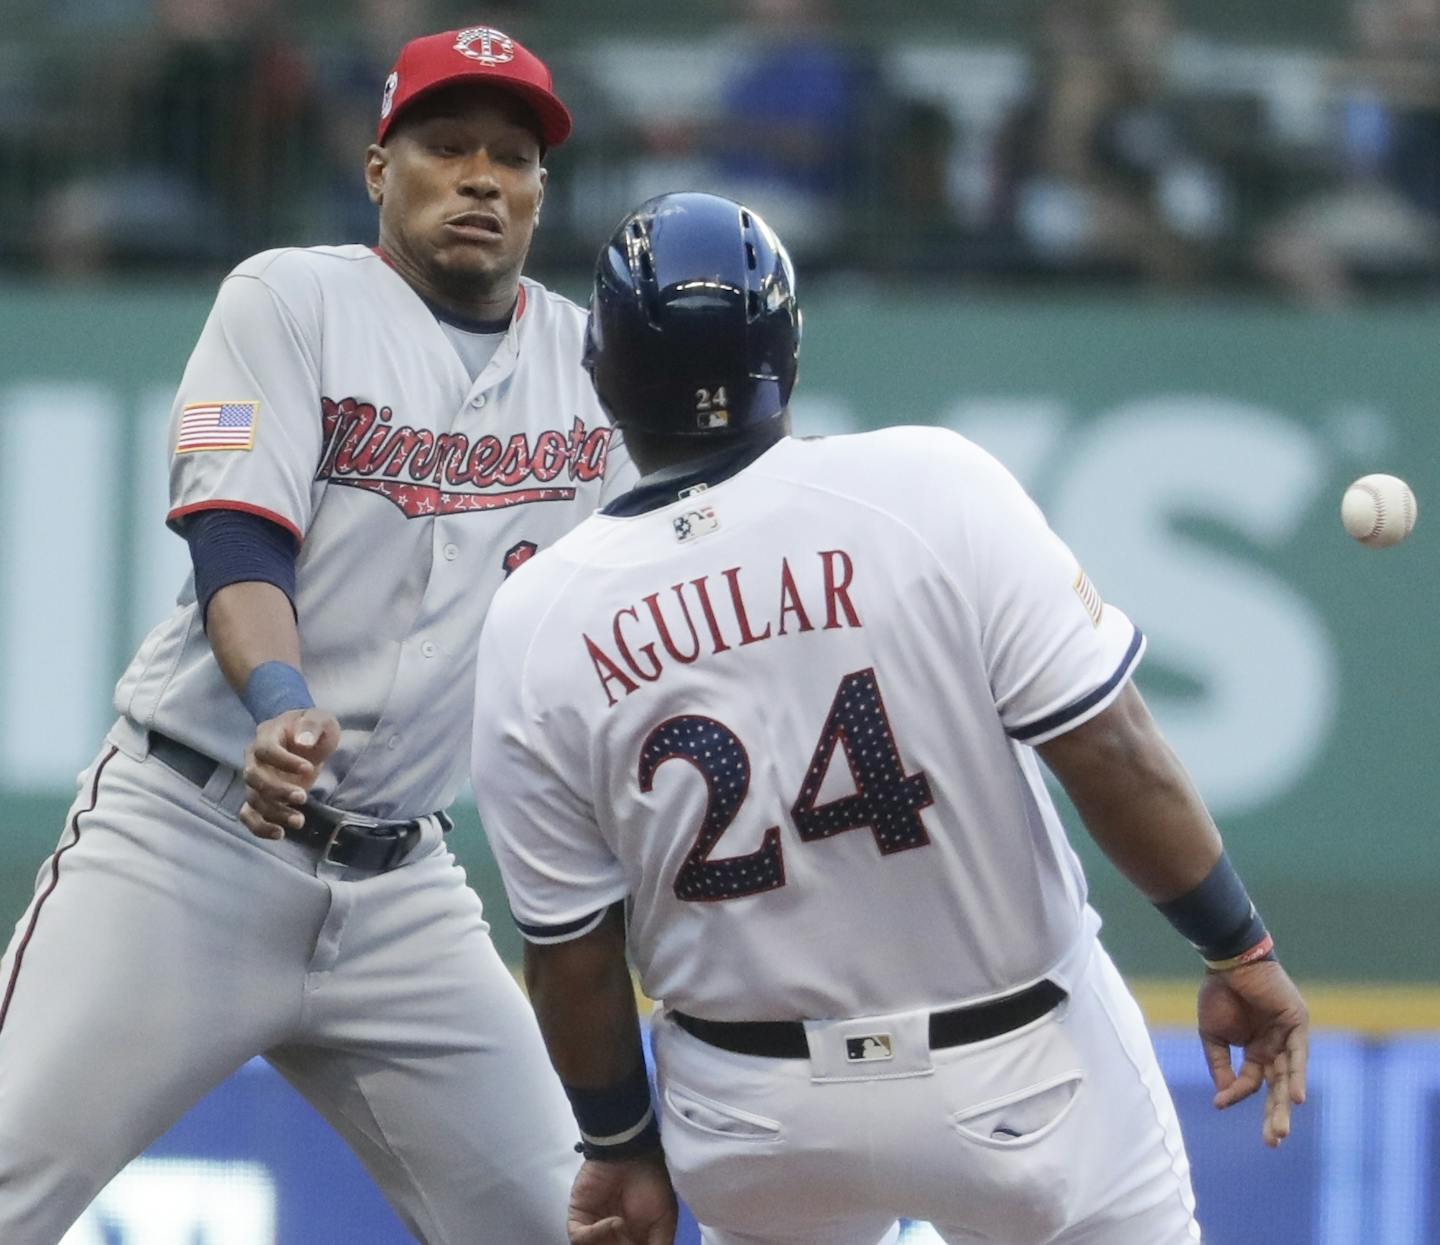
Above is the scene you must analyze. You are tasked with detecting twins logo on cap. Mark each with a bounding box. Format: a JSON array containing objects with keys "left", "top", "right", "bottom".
[
  {"left": 376, "top": 25, "right": 573, "bottom": 147},
  {"left": 454, "top": 27, "right": 516, "bottom": 66}
]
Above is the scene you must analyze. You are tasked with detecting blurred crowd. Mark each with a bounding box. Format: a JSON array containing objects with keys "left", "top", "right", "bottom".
[{"left": 4, "top": 0, "right": 1440, "bottom": 304}]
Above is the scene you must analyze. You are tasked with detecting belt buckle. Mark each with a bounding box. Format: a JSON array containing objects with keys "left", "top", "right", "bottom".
[
  {"left": 306, "top": 803, "right": 380, "bottom": 869},
  {"left": 321, "top": 817, "right": 352, "bottom": 867},
  {"left": 328, "top": 811, "right": 407, "bottom": 870}
]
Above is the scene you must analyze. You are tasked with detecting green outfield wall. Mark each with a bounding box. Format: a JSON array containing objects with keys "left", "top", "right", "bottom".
[{"left": 0, "top": 286, "right": 1435, "bottom": 982}]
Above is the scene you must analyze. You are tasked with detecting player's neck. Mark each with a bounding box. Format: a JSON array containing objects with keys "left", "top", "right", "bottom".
[
  {"left": 624, "top": 435, "right": 694, "bottom": 477},
  {"left": 376, "top": 241, "right": 522, "bottom": 325},
  {"left": 625, "top": 419, "right": 789, "bottom": 478}
]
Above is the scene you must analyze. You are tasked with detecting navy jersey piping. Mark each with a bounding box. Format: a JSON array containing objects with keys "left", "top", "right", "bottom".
[
  {"left": 1007, "top": 628, "right": 1145, "bottom": 742},
  {"left": 515, "top": 909, "right": 609, "bottom": 942}
]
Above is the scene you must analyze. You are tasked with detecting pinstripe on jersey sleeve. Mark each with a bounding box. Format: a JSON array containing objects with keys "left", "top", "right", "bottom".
[
  {"left": 962, "top": 445, "right": 1144, "bottom": 746},
  {"left": 165, "top": 264, "right": 324, "bottom": 541},
  {"left": 472, "top": 590, "right": 631, "bottom": 942}
]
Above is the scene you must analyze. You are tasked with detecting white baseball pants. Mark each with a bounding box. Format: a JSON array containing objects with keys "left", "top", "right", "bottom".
[
  {"left": 651, "top": 943, "right": 1202, "bottom": 1245},
  {"left": 0, "top": 729, "right": 580, "bottom": 1244}
]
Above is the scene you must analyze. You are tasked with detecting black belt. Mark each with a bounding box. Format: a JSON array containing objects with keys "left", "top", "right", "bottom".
[
  {"left": 672, "top": 979, "right": 1067, "bottom": 1059},
  {"left": 148, "top": 731, "right": 441, "bottom": 872}
]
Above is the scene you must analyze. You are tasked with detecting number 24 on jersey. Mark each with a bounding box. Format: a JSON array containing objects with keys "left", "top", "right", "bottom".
[{"left": 638, "top": 668, "right": 934, "bottom": 903}]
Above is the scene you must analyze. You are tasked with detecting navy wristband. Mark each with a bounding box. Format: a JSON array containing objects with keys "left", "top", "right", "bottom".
[
  {"left": 575, "top": 1115, "right": 661, "bottom": 1162},
  {"left": 1154, "top": 852, "right": 1271, "bottom": 964},
  {"left": 241, "top": 661, "right": 315, "bottom": 724},
  {"left": 563, "top": 1060, "right": 660, "bottom": 1160}
]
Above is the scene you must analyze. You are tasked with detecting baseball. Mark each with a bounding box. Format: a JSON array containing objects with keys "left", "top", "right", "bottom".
[{"left": 1340, "top": 473, "right": 1418, "bottom": 547}]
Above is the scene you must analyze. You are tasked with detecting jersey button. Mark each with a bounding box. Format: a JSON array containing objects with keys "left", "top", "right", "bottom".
[
  {"left": 443, "top": 542, "right": 459, "bottom": 561},
  {"left": 470, "top": 394, "right": 487, "bottom": 409},
  {"left": 421, "top": 640, "right": 438, "bottom": 658},
  {"left": 386, "top": 735, "right": 400, "bottom": 751}
]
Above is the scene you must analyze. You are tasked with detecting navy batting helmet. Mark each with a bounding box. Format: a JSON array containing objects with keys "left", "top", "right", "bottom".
[{"left": 582, "top": 192, "right": 801, "bottom": 438}]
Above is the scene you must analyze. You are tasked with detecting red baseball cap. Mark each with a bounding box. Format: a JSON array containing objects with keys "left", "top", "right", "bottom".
[{"left": 376, "top": 26, "right": 572, "bottom": 148}]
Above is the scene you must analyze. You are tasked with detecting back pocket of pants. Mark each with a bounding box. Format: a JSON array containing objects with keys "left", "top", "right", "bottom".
[
  {"left": 951, "top": 1071, "right": 1084, "bottom": 1149},
  {"left": 663, "top": 1083, "right": 783, "bottom": 1141}
]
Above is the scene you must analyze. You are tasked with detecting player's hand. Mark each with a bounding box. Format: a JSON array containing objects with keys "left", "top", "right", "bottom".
[
  {"left": 239, "top": 708, "right": 341, "bottom": 840},
  {"left": 1197, "top": 959, "right": 1309, "bottom": 1148},
  {"left": 567, "top": 1152, "right": 678, "bottom": 1245}
]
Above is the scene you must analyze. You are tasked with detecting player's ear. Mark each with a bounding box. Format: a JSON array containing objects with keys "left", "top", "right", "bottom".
[
  {"left": 364, "top": 144, "right": 389, "bottom": 206},
  {"left": 535, "top": 168, "right": 547, "bottom": 222}
]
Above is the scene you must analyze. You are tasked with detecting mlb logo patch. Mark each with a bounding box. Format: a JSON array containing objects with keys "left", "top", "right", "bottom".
[
  {"left": 673, "top": 505, "right": 719, "bottom": 543},
  {"left": 845, "top": 1033, "right": 894, "bottom": 1063}
]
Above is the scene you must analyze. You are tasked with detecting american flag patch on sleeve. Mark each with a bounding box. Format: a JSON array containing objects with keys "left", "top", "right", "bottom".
[
  {"left": 176, "top": 401, "right": 258, "bottom": 453},
  {"left": 1073, "top": 568, "right": 1103, "bottom": 627}
]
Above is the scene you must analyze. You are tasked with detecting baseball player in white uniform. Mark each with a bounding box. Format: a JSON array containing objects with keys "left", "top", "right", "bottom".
[
  {"left": 470, "top": 193, "right": 1311, "bottom": 1245},
  {"left": 0, "top": 26, "right": 634, "bottom": 1245}
]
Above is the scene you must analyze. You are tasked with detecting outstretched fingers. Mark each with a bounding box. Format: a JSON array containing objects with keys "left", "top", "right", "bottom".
[
  {"left": 1261, "top": 1051, "right": 1292, "bottom": 1147},
  {"left": 1287, "top": 1024, "right": 1309, "bottom": 1105}
]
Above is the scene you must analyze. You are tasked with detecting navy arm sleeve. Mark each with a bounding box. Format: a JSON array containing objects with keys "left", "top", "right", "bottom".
[{"left": 183, "top": 508, "right": 299, "bottom": 628}]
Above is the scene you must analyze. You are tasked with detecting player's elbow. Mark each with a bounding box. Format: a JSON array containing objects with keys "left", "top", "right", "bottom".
[
  {"left": 1037, "top": 682, "right": 1181, "bottom": 799},
  {"left": 522, "top": 904, "right": 629, "bottom": 1002}
]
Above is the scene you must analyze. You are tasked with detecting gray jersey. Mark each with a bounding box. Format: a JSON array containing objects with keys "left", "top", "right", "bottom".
[{"left": 114, "top": 244, "right": 633, "bottom": 818}]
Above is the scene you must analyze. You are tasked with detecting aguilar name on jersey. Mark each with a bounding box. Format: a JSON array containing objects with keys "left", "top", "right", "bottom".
[
  {"left": 115, "top": 244, "right": 633, "bottom": 819},
  {"left": 472, "top": 428, "right": 1143, "bottom": 1021}
]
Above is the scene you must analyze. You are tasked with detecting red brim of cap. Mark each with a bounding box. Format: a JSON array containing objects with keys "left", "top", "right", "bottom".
[{"left": 378, "top": 73, "right": 573, "bottom": 148}]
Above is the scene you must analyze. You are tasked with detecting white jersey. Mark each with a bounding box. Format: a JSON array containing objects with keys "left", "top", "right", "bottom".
[
  {"left": 473, "top": 428, "right": 1142, "bottom": 1021},
  {"left": 115, "top": 244, "right": 633, "bottom": 819}
]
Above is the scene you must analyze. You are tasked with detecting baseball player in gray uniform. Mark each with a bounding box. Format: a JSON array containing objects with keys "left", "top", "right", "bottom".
[
  {"left": 470, "top": 194, "right": 1311, "bottom": 1245},
  {"left": 0, "top": 26, "right": 633, "bottom": 1245}
]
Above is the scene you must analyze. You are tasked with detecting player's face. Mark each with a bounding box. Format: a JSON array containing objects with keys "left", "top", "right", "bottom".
[{"left": 368, "top": 86, "right": 547, "bottom": 310}]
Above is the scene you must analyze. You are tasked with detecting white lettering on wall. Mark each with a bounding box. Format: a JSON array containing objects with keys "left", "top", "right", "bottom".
[
  {"left": 941, "top": 398, "right": 1070, "bottom": 493},
  {"left": 0, "top": 382, "right": 1349, "bottom": 820},
  {"left": 0, "top": 384, "right": 120, "bottom": 789},
  {"left": 951, "top": 396, "right": 1338, "bottom": 816},
  {"left": 59, "top": 1158, "right": 276, "bottom": 1245},
  {"left": 131, "top": 385, "right": 191, "bottom": 653}
]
